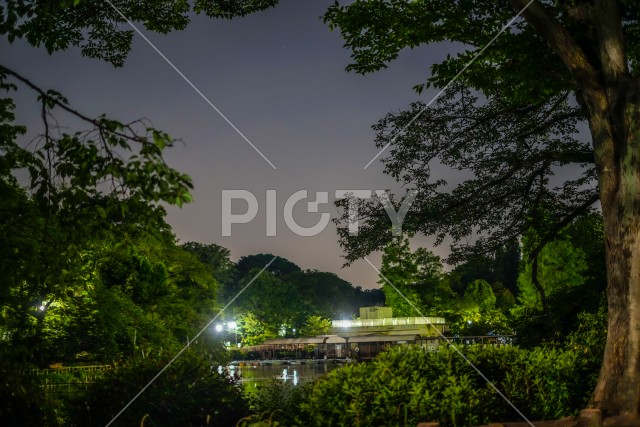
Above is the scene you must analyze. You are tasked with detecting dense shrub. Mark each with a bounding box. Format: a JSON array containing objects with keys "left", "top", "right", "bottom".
[
  {"left": 238, "top": 380, "right": 312, "bottom": 426},
  {"left": 66, "top": 351, "right": 248, "bottom": 426},
  {"left": 564, "top": 304, "right": 606, "bottom": 399},
  {"left": 298, "top": 345, "right": 589, "bottom": 427},
  {"left": 0, "top": 363, "right": 60, "bottom": 426},
  {"left": 511, "top": 289, "right": 606, "bottom": 348}
]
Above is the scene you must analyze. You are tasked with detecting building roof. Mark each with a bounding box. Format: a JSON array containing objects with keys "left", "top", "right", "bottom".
[
  {"left": 332, "top": 317, "right": 446, "bottom": 329},
  {"left": 348, "top": 334, "right": 421, "bottom": 343},
  {"left": 262, "top": 337, "right": 327, "bottom": 345}
]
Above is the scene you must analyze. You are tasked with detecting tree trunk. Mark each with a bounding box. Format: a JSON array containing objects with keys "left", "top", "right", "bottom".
[
  {"left": 591, "top": 84, "right": 640, "bottom": 417},
  {"left": 510, "top": 0, "right": 639, "bottom": 418}
]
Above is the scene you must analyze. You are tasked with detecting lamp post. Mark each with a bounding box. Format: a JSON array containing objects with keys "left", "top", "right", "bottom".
[{"left": 228, "top": 321, "right": 238, "bottom": 346}]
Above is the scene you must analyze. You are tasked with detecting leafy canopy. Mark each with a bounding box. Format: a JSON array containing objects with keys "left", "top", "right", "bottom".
[
  {"left": 1, "top": 0, "right": 279, "bottom": 67},
  {"left": 326, "top": 1, "right": 639, "bottom": 263}
]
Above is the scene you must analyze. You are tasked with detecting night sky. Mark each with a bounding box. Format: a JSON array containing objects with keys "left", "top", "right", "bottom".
[{"left": 2, "top": 0, "right": 456, "bottom": 288}]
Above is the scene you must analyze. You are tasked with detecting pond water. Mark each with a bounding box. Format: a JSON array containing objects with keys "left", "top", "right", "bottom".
[{"left": 222, "top": 362, "right": 342, "bottom": 393}]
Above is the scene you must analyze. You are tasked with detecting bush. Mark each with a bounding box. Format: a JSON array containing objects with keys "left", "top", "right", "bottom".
[
  {"left": 564, "top": 303, "right": 606, "bottom": 402},
  {"left": 511, "top": 289, "right": 606, "bottom": 348},
  {"left": 239, "top": 379, "right": 311, "bottom": 426},
  {"left": 66, "top": 351, "right": 248, "bottom": 426},
  {"left": 0, "top": 362, "right": 60, "bottom": 426},
  {"left": 298, "top": 345, "right": 589, "bottom": 427}
]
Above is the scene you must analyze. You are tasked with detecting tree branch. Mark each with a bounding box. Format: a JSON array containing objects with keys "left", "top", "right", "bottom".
[
  {"left": 509, "top": 0, "right": 604, "bottom": 96},
  {"left": 0, "top": 64, "right": 147, "bottom": 144},
  {"left": 543, "top": 150, "right": 594, "bottom": 164},
  {"left": 594, "top": 0, "right": 628, "bottom": 83}
]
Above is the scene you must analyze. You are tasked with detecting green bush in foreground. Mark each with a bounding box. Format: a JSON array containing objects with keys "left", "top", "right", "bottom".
[
  {"left": 298, "top": 345, "right": 593, "bottom": 427},
  {"left": 66, "top": 351, "right": 248, "bottom": 426},
  {"left": 238, "top": 379, "right": 312, "bottom": 426}
]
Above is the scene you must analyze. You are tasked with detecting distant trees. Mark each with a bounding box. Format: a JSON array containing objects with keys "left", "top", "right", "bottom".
[
  {"left": 236, "top": 312, "right": 273, "bottom": 347},
  {"left": 236, "top": 254, "right": 301, "bottom": 279},
  {"left": 371, "top": 215, "right": 605, "bottom": 343},
  {"left": 237, "top": 270, "right": 305, "bottom": 337},
  {"left": 371, "top": 230, "right": 596, "bottom": 341},
  {"left": 376, "top": 236, "right": 517, "bottom": 321},
  {"left": 229, "top": 255, "right": 381, "bottom": 343},
  {"left": 353, "top": 286, "right": 385, "bottom": 308},
  {"left": 288, "top": 270, "right": 364, "bottom": 319},
  {"left": 180, "top": 242, "right": 235, "bottom": 295},
  {"left": 300, "top": 315, "right": 332, "bottom": 337},
  {"left": 463, "top": 280, "right": 497, "bottom": 312},
  {"left": 378, "top": 237, "right": 434, "bottom": 316}
]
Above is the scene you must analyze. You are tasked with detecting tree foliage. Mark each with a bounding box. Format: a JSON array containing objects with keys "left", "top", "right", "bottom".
[
  {"left": 323, "top": 2, "right": 640, "bottom": 414},
  {"left": 517, "top": 237, "right": 588, "bottom": 310},
  {"left": 335, "top": 80, "right": 596, "bottom": 264},
  {"left": 378, "top": 236, "right": 424, "bottom": 317},
  {"left": 181, "top": 241, "right": 236, "bottom": 300},
  {"left": 299, "top": 315, "right": 332, "bottom": 337},
  {"left": 288, "top": 270, "right": 364, "bottom": 319},
  {"left": 1, "top": 227, "right": 221, "bottom": 365},
  {"left": 0, "top": 0, "right": 279, "bottom": 67},
  {"left": 463, "top": 279, "right": 497, "bottom": 312},
  {"left": 511, "top": 214, "right": 605, "bottom": 346}
]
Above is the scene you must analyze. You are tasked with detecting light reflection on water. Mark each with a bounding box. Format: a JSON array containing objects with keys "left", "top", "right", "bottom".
[{"left": 222, "top": 362, "right": 342, "bottom": 393}]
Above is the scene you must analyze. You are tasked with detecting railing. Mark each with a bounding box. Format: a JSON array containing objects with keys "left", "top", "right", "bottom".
[
  {"left": 242, "top": 335, "right": 515, "bottom": 354},
  {"left": 446, "top": 335, "right": 515, "bottom": 345},
  {"left": 30, "top": 364, "right": 112, "bottom": 376}
]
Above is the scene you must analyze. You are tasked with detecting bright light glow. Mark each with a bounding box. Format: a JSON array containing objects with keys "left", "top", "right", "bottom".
[
  {"left": 334, "top": 320, "right": 352, "bottom": 328},
  {"left": 228, "top": 321, "right": 237, "bottom": 330},
  {"left": 38, "top": 305, "right": 46, "bottom": 311},
  {"left": 215, "top": 324, "right": 223, "bottom": 332}
]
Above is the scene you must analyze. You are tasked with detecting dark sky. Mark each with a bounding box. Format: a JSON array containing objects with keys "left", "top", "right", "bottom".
[{"left": 2, "top": 0, "right": 456, "bottom": 289}]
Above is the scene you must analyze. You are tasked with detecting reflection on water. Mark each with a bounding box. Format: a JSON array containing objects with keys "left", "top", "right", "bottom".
[{"left": 223, "top": 363, "right": 341, "bottom": 393}]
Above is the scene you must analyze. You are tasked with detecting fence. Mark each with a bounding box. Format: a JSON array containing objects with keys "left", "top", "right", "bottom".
[{"left": 28, "top": 364, "right": 112, "bottom": 396}]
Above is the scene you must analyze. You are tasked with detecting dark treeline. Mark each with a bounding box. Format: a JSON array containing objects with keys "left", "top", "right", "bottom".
[{"left": 181, "top": 243, "right": 384, "bottom": 345}]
